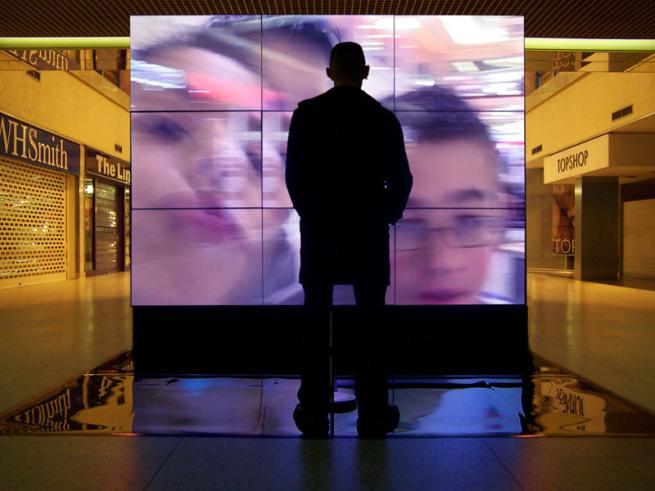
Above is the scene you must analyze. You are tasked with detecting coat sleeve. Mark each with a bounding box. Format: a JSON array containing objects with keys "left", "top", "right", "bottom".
[
  {"left": 384, "top": 116, "right": 413, "bottom": 224},
  {"left": 285, "top": 109, "right": 308, "bottom": 217}
]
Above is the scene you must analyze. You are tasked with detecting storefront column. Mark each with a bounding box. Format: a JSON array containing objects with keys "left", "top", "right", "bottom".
[
  {"left": 78, "top": 146, "right": 87, "bottom": 278},
  {"left": 65, "top": 173, "right": 79, "bottom": 279},
  {"left": 574, "top": 176, "right": 620, "bottom": 280}
]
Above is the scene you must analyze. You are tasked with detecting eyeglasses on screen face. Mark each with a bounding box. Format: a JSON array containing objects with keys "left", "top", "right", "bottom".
[{"left": 396, "top": 214, "right": 504, "bottom": 250}]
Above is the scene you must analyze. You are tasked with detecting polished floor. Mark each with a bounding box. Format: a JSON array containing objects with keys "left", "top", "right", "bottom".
[
  {"left": 1, "top": 272, "right": 655, "bottom": 490},
  {"left": 3, "top": 350, "right": 655, "bottom": 437},
  {"left": 526, "top": 273, "right": 655, "bottom": 415}
]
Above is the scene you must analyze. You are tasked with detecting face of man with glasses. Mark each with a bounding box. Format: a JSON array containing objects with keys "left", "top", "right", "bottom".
[{"left": 396, "top": 138, "right": 504, "bottom": 305}]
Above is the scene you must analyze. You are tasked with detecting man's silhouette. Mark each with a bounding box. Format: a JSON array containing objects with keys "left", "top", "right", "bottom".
[{"left": 285, "top": 42, "right": 413, "bottom": 437}]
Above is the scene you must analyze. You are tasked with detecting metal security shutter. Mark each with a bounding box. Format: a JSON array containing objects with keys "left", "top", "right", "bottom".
[
  {"left": 94, "top": 180, "right": 120, "bottom": 273},
  {"left": 0, "top": 158, "right": 67, "bottom": 284},
  {"left": 622, "top": 198, "right": 655, "bottom": 279}
]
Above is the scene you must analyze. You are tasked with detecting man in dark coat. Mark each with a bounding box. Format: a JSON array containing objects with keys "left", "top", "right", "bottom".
[{"left": 285, "top": 42, "right": 413, "bottom": 437}]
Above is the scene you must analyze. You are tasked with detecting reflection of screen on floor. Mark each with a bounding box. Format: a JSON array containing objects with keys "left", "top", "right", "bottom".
[{"left": 130, "top": 15, "right": 525, "bottom": 306}]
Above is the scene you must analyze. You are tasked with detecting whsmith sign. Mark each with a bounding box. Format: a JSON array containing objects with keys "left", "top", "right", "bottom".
[
  {"left": 4, "top": 49, "right": 80, "bottom": 71},
  {"left": 0, "top": 112, "right": 80, "bottom": 175},
  {"left": 86, "top": 148, "right": 131, "bottom": 185}
]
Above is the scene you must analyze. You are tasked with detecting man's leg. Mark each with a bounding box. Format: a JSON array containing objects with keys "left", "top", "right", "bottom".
[
  {"left": 352, "top": 283, "right": 392, "bottom": 420},
  {"left": 297, "top": 283, "right": 333, "bottom": 417}
]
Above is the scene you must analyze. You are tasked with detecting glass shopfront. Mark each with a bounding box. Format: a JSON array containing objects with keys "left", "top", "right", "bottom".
[{"left": 84, "top": 148, "right": 131, "bottom": 275}]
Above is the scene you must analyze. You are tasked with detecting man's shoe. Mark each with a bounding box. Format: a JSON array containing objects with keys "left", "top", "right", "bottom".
[
  {"left": 356, "top": 405, "right": 400, "bottom": 438},
  {"left": 293, "top": 404, "right": 329, "bottom": 437}
]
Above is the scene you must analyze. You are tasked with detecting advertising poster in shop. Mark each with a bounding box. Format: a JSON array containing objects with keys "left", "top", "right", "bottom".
[{"left": 552, "top": 184, "right": 575, "bottom": 255}]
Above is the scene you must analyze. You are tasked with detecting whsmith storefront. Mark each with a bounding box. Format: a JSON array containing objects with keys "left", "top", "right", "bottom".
[
  {"left": 0, "top": 46, "right": 131, "bottom": 288},
  {"left": 0, "top": 113, "right": 132, "bottom": 287},
  {"left": 0, "top": 111, "right": 81, "bottom": 287}
]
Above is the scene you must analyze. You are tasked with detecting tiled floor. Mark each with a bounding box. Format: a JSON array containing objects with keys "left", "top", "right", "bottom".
[
  {"left": 1, "top": 272, "right": 655, "bottom": 490},
  {"left": 2, "top": 436, "right": 655, "bottom": 490}
]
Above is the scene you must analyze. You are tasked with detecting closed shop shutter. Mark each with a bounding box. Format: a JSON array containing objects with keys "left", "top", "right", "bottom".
[
  {"left": 622, "top": 198, "right": 655, "bottom": 279},
  {"left": 0, "top": 158, "right": 67, "bottom": 285},
  {"left": 94, "top": 180, "right": 120, "bottom": 273}
]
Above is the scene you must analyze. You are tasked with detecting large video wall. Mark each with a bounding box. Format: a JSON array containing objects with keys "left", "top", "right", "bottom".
[{"left": 131, "top": 15, "right": 525, "bottom": 306}]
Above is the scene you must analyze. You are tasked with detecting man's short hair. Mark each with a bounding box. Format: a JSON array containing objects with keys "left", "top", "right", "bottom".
[
  {"left": 390, "top": 86, "right": 493, "bottom": 146},
  {"left": 329, "top": 42, "right": 367, "bottom": 79}
]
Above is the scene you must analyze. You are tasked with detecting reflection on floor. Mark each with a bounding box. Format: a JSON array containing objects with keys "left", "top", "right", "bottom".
[
  {"left": 2, "top": 351, "right": 655, "bottom": 437},
  {"left": 593, "top": 275, "right": 655, "bottom": 292}
]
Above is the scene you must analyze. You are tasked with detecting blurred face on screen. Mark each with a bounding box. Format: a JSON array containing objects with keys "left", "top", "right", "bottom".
[
  {"left": 396, "top": 139, "right": 503, "bottom": 305},
  {"left": 263, "top": 29, "right": 332, "bottom": 107},
  {"left": 132, "top": 46, "right": 265, "bottom": 303}
]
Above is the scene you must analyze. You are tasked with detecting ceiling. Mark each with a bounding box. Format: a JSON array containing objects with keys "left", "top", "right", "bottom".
[{"left": 1, "top": 0, "right": 655, "bottom": 39}]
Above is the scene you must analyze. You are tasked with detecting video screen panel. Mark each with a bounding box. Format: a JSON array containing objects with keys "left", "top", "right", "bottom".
[
  {"left": 130, "top": 16, "right": 262, "bottom": 111},
  {"left": 262, "top": 208, "right": 397, "bottom": 305},
  {"left": 394, "top": 16, "right": 524, "bottom": 112},
  {"left": 131, "top": 15, "right": 524, "bottom": 306},
  {"left": 132, "top": 111, "right": 262, "bottom": 209},
  {"left": 262, "top": 112, "right": 293, "bottom": 208},
  {"left": 261, "top": 15, "right": 394, "bottom": 110},
  {"left": 132, "top": 209, "right": 263, "bottom": 305}
]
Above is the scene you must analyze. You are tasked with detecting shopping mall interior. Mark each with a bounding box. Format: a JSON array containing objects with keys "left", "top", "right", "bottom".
[{"left": 1, "top": 1, "right": 655, "bottom": 490}]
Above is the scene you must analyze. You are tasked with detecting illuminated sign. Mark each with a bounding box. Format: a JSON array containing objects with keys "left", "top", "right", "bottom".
[
  {"left": 0, "top": 112, "right": 80, "bottom": 175},
  {"left": 4, "top": 49, "right": 80, "bottom": 71},
  {"left": 86, "top": 148, "right": 131, "bottom": 185},
  {"left": 544, "top": 135, "right": 609, "bottom": 183}
]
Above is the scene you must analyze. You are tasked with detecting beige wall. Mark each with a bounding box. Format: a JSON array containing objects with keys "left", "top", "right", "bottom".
[
  {"left": 0, "top": 51, "right": 130, "bottom": 161},
  {"left": 526, "top": 72, "right": 655, "bottom": 163}
]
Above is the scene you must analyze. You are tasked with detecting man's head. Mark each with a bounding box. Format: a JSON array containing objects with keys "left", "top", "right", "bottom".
[{"left": 327, "top": 42, "right": 370, "bottom": 87}]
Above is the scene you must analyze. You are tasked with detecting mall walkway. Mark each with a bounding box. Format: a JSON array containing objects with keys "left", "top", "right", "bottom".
[
  {"left": 1, "top": 272, "right": 654, "bottom": 490},
  {"left": 527, "top": 272, "right": 655, "bottom": 414},
  {"left": 0, "top": 273, "right": 132, "bottom": 413}
]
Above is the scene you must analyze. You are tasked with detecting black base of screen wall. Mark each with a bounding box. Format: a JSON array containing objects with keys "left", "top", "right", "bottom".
[{"left": 133, "top": 305, "right": 530, "bottom": 376}]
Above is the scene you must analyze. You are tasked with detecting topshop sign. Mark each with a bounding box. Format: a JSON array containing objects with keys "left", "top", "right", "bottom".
[
  {"left": 544, "top": 135, "right": 609, "bottom": 183},
  {"left": 557, "top": 149, "right": 588, "bottom": 174}
]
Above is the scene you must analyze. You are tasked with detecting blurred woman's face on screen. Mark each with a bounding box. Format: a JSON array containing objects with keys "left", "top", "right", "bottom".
[
  {"left": 132, "top": 46, "right": 264, "bottom": 304},
  {"left": 396, "top": 139, "right": 502, "bottom": 305}
]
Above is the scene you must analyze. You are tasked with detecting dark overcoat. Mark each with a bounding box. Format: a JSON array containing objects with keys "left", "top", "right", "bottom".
[{"left": 285, "top": 86, "right": 413, "bottom": 286}]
